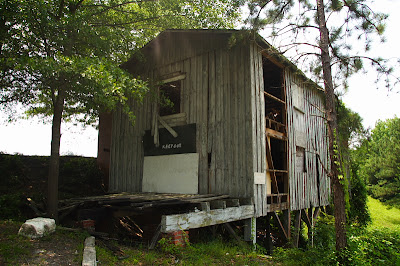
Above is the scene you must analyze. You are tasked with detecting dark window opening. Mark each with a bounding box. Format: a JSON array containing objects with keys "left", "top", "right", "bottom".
[
  {"left": 263, "top": 57, "right": 284, "bottom": 100},
  {"left": 263, "top": 57, "right": 285, "bottom": 126},
  {"left": 159, "top": 80, "right": 181, "bottom": 116},
  {"left": 263, "top": 55, "right": 289, "bottom": 201},
  {"left": 270, "top": 138, "right": 286, "bottom": 170}
]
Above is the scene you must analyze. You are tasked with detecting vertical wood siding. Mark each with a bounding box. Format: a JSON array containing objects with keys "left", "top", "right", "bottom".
[
  {"left": 250, "top": 44, "right": 267, "bottom": 217},
  {"left": 110, "top": 44, "right": 254, "bottom": 199},
  {"left": 110, "top": 32, "right": 330, "bottom": 216},
  {"left": 285, "top": 72, "right": 330, "bottom": 210}
]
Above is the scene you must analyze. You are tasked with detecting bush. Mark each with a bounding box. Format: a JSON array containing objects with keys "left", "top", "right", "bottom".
[
  {"left": 346, "top": 228, "right": 400, "bottom": 265},
  {"left": 274, "top": 211, "right": 400, "bottom": 266},
  {"left": 349, "top": 174, "right": 371, "bottom": 227},
  {"left": 0, "top": 193, "right": 24, "bottom": 220}
]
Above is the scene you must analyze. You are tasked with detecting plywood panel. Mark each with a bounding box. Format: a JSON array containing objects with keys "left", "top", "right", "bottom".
[{"left": 142, "top": 153, "right": 199, "bottom": 194}]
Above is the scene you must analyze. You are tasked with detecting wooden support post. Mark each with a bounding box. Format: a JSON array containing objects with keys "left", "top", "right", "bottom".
[
  {"left": 282, "top": 209, "right": 291, "bottom": 240},
  {"left": 223, "top": 223, "right": 247, "bottom": 248},
  {"left": 199, "top": 202, "right": 211, "bottom": 211},
  {"left": 211, "top": 225, "right": 218, "bottom": 237},
  {"left": 313, "top": 207, "right": 321, "bottom": 226},
  {"left": 307, "top": 208, "right": 314, "bottom": 247},
  {"left": 265, "top": 214, "right": 273, "bottom": 255},
  {"left": 149, "top": 224, "right": 161, "bottom": 250},
  {"left": 301, "top": 209, "right": 312, "bottom": 229},
  {"left": 273, "top": 211, "right": 288, "bottom": 240},
  {"left": 244, "top": 217, "right": 256, "bottom": 246},
  {"left": 293, "top": 210, "right": 301, "bottom": 248}
]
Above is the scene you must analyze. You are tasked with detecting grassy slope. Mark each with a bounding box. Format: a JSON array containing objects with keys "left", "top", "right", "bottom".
[{"left": 367, "top": 196, "right": 400, "bottom": 230}]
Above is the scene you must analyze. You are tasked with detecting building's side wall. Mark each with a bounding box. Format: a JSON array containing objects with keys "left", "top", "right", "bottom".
[
  {"left": 285, "top": 72, "right": 330, "bottom": 211},
  {"left": 97, "top": 112, "right": 113, "bottom": 189},
  {"left": 110, "top": 41, "right": 255, "bottom": 199},
  {"left": 249, "top": 44, "right": 267, "bottom": 217},
  {"left": 109, "top": 88, "right": 152, "bottom": 192}
]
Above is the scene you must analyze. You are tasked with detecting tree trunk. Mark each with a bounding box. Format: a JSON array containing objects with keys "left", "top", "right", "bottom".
[
  {"left": 47, "top": 89, "right": 65, "bottom": 221},
  {"left": 316, "top": 0, "right": 347, "bottom": 252}
]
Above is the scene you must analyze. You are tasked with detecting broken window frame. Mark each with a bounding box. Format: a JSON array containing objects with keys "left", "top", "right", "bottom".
[{"left": 158, "top": 73, "right": 185, "bottom": 117}]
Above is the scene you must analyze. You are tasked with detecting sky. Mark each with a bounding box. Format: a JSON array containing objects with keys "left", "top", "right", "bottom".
[
  {"left": 0, "top": 0, "right": 399, "bottom": 157},
  {"left": 341, "top": 0, "right": 400, "bottom": 130}
]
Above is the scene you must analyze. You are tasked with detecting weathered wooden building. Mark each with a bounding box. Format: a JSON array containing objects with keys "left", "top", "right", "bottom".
[{"left": 98, "top": 29, "right": 330, "bottom": 243}]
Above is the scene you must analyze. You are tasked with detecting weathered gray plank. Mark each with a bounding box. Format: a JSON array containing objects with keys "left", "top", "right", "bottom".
[
  {"left": 208, "top": 51, "right": 216, "bottom": 194},
  {"left": 161, "top": 205, "right": 254, "bottom": 232},
  {"left": 215, "top": 50, "right": 224, "bottom": 194},
  {"left": 200, "top": 53, "right": 209, "bottom": 194}
]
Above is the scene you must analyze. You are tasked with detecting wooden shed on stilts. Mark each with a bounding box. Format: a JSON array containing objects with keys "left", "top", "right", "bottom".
[{"left": 98, "top": 29, "right": 330, "bottom": 247}]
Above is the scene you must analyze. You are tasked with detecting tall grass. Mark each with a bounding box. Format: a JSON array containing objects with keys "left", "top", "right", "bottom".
[
  {"left": 367, "top": 196, "right": 400, "bottom": 230},
  {"left": 274, "top": 196, "right": 400, "bottom": 265}
]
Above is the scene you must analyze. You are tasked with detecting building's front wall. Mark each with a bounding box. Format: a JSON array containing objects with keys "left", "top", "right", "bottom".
[
  {"left": 109, "top": 31, "right": 330, "bottom": 215},
  {"left": 110, "top": 34, "right": 255, "bottom": 199}
]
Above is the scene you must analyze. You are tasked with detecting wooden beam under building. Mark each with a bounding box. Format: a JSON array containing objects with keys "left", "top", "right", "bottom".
[{"left": 160, "top": 205, "right": 254, "bottom": 233}]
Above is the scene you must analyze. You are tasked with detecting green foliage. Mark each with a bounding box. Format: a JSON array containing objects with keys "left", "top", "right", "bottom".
[
  {"left": 0, "top": 153, "right": 105, "bottom": 220},
  {"left": 0, "top": 193, "right": 24, "bottom": 221},
  {"left": 243, "top": 0, "right": 393, "bottom": 90},
  {"left": 58, "top": 156, "right": 104, "bottom": 198},
  {"left": 312, "top": 214, "right": 336, "bottom": 251},
  {"left": 0, "top": 152, "right": 25, "bottom": 188},
  {"left": 336, "top": 101, "right": 371, "bottom": 226},
  {"left": 0, "top": 0, "right": 241, "bottom": 123},
  {"left": 96, "top": 237, "right": 270, "bottom": 265},
  {"left": 346, "top": 228, "right": 400, "bottom": 265},
  {"left": 275, "top": 200, "right": 400, "bottom": 266},
  {"left": 158, "top": 236, "right": 186, "bottom": 257},
  {"left": 1, "top": 0, "right": 242, "bottom": 216},
  {"left": 273, "top": 214, "right": 337, "bottom": 265},
  {"left": 349, "top": 174, "right": 371, "bottom": 226},
  {"left": 359, "top": 117, "right": 400, "bottom": 207}
]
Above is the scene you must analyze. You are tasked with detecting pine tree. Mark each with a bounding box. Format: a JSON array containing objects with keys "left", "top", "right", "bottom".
[{"left": 244, "top": 0, "right": 394, "bottom": 253}]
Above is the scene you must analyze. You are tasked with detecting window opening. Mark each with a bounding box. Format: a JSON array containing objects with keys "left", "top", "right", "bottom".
[
  {"left": 263, "top": 55, "right": 288, "bottom": 207},
  {"left": 159, "top": 80, "right": 181, "bottom": 116}
]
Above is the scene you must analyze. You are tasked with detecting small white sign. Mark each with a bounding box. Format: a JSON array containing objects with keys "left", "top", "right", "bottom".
[{"left": 254, "top": 172, "right": 266, "bottom": 184}]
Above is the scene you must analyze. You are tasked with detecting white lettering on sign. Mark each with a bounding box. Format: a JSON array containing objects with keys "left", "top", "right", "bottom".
[{"left": 162, "top": 143, "right": 182, "bottom": 149}]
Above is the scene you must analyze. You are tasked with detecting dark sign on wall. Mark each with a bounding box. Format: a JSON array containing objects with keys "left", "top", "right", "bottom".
[{"left": 143, "top": 123, "right": 196, "bottom": 156}]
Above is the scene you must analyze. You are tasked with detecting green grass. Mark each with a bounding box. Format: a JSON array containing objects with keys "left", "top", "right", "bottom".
[
  {"left": 95, "top": 238, "right": 274, "bottom": 265},
  {"left": 367, "top": 196, "right": 400, "bottom": 230},
  {"left": 3, "top": 196, "right": 399, "bottom": 265},
  {"left": 0, "top": 220, "right": 33, "bottom": 263}
]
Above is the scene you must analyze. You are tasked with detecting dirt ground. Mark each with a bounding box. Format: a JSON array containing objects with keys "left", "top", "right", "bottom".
[
  {"left": 17, "top": 236, "right": 81, "bottom": 265},
  {"left": 0, "top": 220, "right": 85, "bottom": 265}
]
